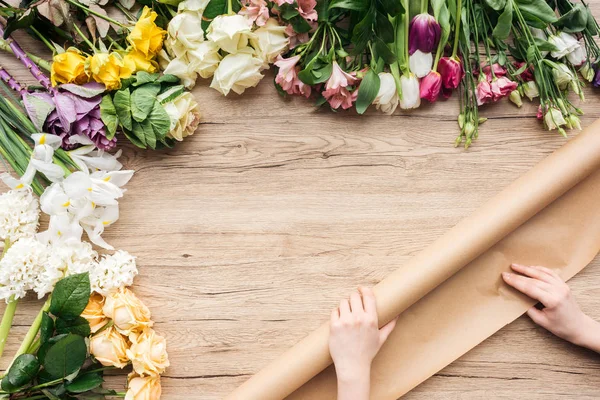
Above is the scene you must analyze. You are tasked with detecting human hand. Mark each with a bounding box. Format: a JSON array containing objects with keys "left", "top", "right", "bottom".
[
  {"left": 502, "top": 264, "right": 600, "bottom": 351},
  {"left": 329, "top": 286, "right": 397, "bottom": 382}
]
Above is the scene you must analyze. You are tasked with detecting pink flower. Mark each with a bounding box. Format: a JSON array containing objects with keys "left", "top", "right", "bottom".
[
  {"left": 239, "top": 0, "right": 270, "bottom": 26},
  {"left": 420, "top": 71, "right": 441, "bottom": 102},
  {"left": 323, "top": 87, "right": 357, "bottom": 109},
  {"left": 537, "top": 105, "right": 543, "bottom": 120},
  {"left": 513, "top": 61, "right": 535, "bottom": 82},
  {"left": 476, "top": 79, "right": 493, "bottom": 106},
  {"left": 325, "top": 61, "right": 357, "bottom": 90},
  {"left": 438, "top": 56, "right": 463, "bottom": 90},
  {"left": 409, "top": 13, "right": 441, "bottom": 55},
  {"left": 480, "top": 63, "right": 506, "bottom": 80},
  {"left": 285, "top": 25, "right": 310, "bottom": 49},
  {"left": 297, "top": 0, "right": 318, "bottom": 21},
  {"left": 272, "top": 0, "right": 293, "bottom": 5},
  {"left": 490, "top": 76, "right": 518, "bottom": 101},
  {"left": 274, "top": 55, "right": 312, "bottom": 98}
]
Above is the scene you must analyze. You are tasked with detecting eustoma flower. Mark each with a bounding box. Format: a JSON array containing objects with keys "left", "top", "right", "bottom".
[{"left": 322, "top": 61, "right": 357, "bottom": 110}]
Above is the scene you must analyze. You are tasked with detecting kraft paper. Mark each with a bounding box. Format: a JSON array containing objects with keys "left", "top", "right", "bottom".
[{"left": 227, "top": 119, "right": 600, "bottom": 400}]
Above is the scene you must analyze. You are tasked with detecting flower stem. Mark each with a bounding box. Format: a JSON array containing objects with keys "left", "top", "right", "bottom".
[
  {"left": 0, "top": 66, "right": 26, "bottom": 94},
  {"left": 114, "top": 1, "right": 135, "bottom": 21},
  {"left": 7, "top": 296, "right": 51, "bottom": 371},
  {"left": 421, "top": 0, "right": 428, "bottom": 14},
  {"left": 72, "top": 23, "right": 97, "bottom": 53},
  {"left": 63, "top": 0, "right": 127, "bottom": 28},
  {"left": 0, "top": 40, "right": 51, "bottom": 72},
  {"left": 227, "top": 0, "right": 233, "bottom": 15},
  {"left": 451, "top": 0, "right": 462, "bottom": 58},
  {"left": 29, "top": 26, "right": 54, "bottom": 54}
]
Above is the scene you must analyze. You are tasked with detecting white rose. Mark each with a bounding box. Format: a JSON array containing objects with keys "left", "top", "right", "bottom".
[
  {"left": 250, "top": 18, "right": 289, "bottom": 64},
  {"left": 178, "top": 0, "right": 211, "bottom": 12},
  {"left": 372, "top": 72, "right": 399, "bottom": 115},
  {"left": 188, "top": 41, "right": 222, "bottom": 79},
  {"left": 210, "top": 48, "right": 264, "bottom": 95},
  {"left": 163, "top": 57, "right": 198, "bottom": 89},
  {"left": 207, "top": 14, "right": 254, "bottom": 54},
  {"left": 163, "top": 92, "right": 202, "bottom": 141},
  {"left": 166, "top": 11, "right": 204, "bottom": 59}
]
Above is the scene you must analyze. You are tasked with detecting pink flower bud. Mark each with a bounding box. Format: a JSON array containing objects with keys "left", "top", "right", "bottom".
[
  {"left": 419, "top": 71, "right": 441, "bottom": 102},
  {"left": 437, "top": 56, "right": 464, "bottom": 90},
  {"left": 409, "top": 13, "right": 441, "bottom": 55},
  {"left": 490, "top": 76, "right": 518, "bottom": 100},
  {"left": 476, "top": 79, "right": 493, "bottom": 106}
]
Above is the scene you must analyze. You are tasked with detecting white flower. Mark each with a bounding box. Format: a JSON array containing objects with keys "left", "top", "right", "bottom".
[
  {"left": 552, "top": 63, "right": 575, "bottom": 90},
  {"left": 549, "top": 32, "right": 580, "bottom": 59},
  {"left": 163, "top": 57, "right": 198, "bottom": 89},
  {"left": 207, "top": 15, "right": 254, "bottom": 54},
  {"left": 544, "top": 107, "right": 567, "bottom": 130},
  {"left": 530, "top": 28, "right": 549, "bottom": 57},
  {"left": 188, "top": 41, "right": 222, "bottom": 79},
  {"left": 166, "top": 11, "right": 205, "bottom": 59},
  {"left": 91, "top": 250, "right": 138, "bottom": 295},
  {"left": 372, "top": 72, "right": 399, "bottom": 115},
  {"left": 163, "top": 92, "right": 202, "bottom": 141},
  {"left": 34, "top": 240, "right": 97, "bottom": 298},
  {"left": 69, "top": 146, "right": 123, "bottom": 173},
  {"left": 250, "top": 18, "right": 289, "bottom": 64},
  {"left": 210, "top": 48, "right": 264, "bottom": 95},
  {"left": 80, "top": 205, "right": 119, "bottom": 250},
  {"left": 22, "top": 134, "right": 65, "bottom": 185},
  {"left": 409, "top": 50, "right": 433, "bottom": 78},
  {"left": 522, "top": 81, "right": 539, "bottom": 100},
  {"left": 178, "top": 0, "right": 211, "bottom": 12},
  {"left": 0, "top": 237, "right": 49, "bottom": 301},
  {"left": 0, "top": 189, "right": 40, "bottom": 243},
  {"left": 37, "top": 214, "right": 83, "bottom": 245},
  {"left": 566, "top": 44, "right": 586, "bottom": 67},
  {"left": 399, "top": 73, "right": 420, "bottom": 109}
]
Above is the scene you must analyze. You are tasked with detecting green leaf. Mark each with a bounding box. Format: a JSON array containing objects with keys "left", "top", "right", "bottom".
[
  {"left": 158, "top": 85, "right": 185, "bottom": 104},
  {"left": 140, "top": 119, "right": 156, "bottom": 150},
  {"left": 279, "top": 3, "right": 300, "bottom": 19},
  {"left": 493, "top": 0, "right": 512, "bottom": 40},
  {"left": 432, "top": 0, "right": 451, "bottom": 46},
  {"left": 131, "top": 83, "right": 161, "bottom": 122},
  {"left": 329, "top": 0, "right": 368, "bottom": 11},
  {"left": 1, "top": 354, "right": 40, "bottom": 392},
  {"left": 312, "top": 63, "right": 333, "bottom": 84},
  {"left": 289, "top": 14, "right": 312, "bottom": 33},
  {"left": 60, "top": 83, "right": 106, "bottom": 98},
  {"left": 355, "top": 69, "right": 380, "bottom": 114},
  {"left": 100, "top": 95, "right": 118, "bottom": 140},
  {"left": 40, "top": 312, "right": 54, "bottom": 345},
  {"left": 586, "top": 5, "right": 598, "bottom": 35},
  {"left": 377, "top": 0, "right": 403, "bottom": 17},
  {"left": 515, "top": 0, "right": 558, "bottom": 24},
  {"left": 65, "top": 373, "right": 104, "bottom": 393},
  {"left": 131, "top": 121, "right": 149, "bottom": 148},
  {"left": 22, "top": 92, "right": 55, "bottom": 131},
  {"left": 38, "top": 334, "right": 68, "bottom": 365},
  {"left": 148, "top": 102, "right": 171, "bottom": 142},
  {"left": 555, "top": 4, "right": 588, "bottom": 32},
  {"left": 374, "top": 36, "right": 397, "bottom": 64},
  {"left": 123, "top": 128, "right": 146, "bottom": 149},
  {"left": 3, "top": 8, "right": 36, "bottom": 38},
  {"left": 375, "top": 11, "right": 395, "bottom": 43},
  {"left": 49, "top": 273, "right": 91, "bottom": 321},
  {"left": 351, "top": 6, "right": 376, "bottom": 55},
  {"left": 56, "top": 316, "right": 91, "bottom": 337},
  {"left": 133, "top": 72, "right": 160, "bottom": 87},
  {"left": 483, "top": 0, "right": 506, "bottom": 11},
  {"left": 157, "top": 74, "right": 181, "bottom": 84},
  {"left": 43, "top": 334, "right": 87, "bottom": 379},
  {"left": 113, "top": 88, "right": 132, "bottom": 131}
]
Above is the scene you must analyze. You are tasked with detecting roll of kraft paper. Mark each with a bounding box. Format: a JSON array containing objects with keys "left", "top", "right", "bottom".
[{"left": 227, "top": 119, "right": 600, "bottom": 400}]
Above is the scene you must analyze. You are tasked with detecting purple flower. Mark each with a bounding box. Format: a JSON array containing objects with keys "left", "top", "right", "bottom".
[
  {"left": 593, "top": 64, "right": 600, "bottom": 88},
  {"left": 409, "top": 13, "right": 441, "bottom": 55}
]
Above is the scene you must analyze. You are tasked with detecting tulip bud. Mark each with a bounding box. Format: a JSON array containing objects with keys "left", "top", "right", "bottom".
[
  {"left": 437, "top": 57, "right": 464, "bottom": 90},
  {"left": 420, "top": 71, "right": 442, "bottom": 102},
  {"left": 509, "top": 90, "right": 523, "bottom": 107},
  {"left": 409, "top": 50, "right": 433, "bottom": 78},
  {"left": 409, "top": 13, "right": 441, "bottom": 54},
  {"left": 399, "top": 74, "right": 421, "bottom": 109}
]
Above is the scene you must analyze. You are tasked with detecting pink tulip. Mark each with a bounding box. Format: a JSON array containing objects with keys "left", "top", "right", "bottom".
[
  {"left": 420, "top": 71, "right": 442, "bottom": 102},
  {"left": 476, "top": 79, "right": 493, "bottom": 106},
  {"left": 437, "top": 56, "right": 464, "bottom": 90},
  {"left": 409, "top": 13, "right": 441, "bottom": 55}
]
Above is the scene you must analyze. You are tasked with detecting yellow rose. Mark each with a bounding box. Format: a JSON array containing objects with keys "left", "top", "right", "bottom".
[
  {"left": 51, "top": 48, "right": 89, "bottom": 86},
  {"left": 125, "top": 375, "right": 162, "bottom": 400},
  {"left": 127, "top": 7, "right": 166, "bottom": 58},
  {"left": 123, "top": 50, "right": 158, "bottom": 74},
  {"left": 127, "top": 328, "right": 170, "bottom": 376},
  {"left": 89, "top": 52, "right": 135, "bottom": 91},
  {"left": 89, "top": 326, "right": 129, "bottom": 368},
  {"left": 81, "top": 293, "right": 108, "bottom": 333},
  {"left": 103, "top": 287, "right": 153, "bottom": 335}
]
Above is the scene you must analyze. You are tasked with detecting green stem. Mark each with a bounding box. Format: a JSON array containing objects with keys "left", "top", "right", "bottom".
[
  {"left": 29, "top": 27, "right": 54, "bottom": 54},
  {"left": 7, "top": 297, "right": 51, "bottom": 370},
  {"left": 0, "top": 40, "right": 51, "bottom": 72},
  {"left": 27, "top": 336, "right": 40, "bottom": 354},
  {"left": 63, "top": 0, "right": 127, "bottom": 28},
  {"left": 452, "top": 0, "right": 462, "bottom": 58},
  {"left": 0, "top": 239, "right": 16, "bottom": 359},
  {"left": 227, "top": 0, "right": 233, "bottom": 15},
  {"left": 421, "top": 0, "right": 428, "bottom": 14},
  {"left": 114, "top": 1, "right": 136, "bottom": 21},
  {"left": 106, "top": 35, "right": 125, "bottom": 51},
  {"left": 72, "top": 24, "right": 97, "bottom": 53}
]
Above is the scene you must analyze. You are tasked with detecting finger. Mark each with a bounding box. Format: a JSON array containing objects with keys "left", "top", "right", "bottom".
[
  {"left": 502, "top": 272, "right": 553, "bottom": 306},
  {"left": 350, "top": 291, "right": 364, "bottom": 314},
  {"left": 511, "top": 263, "right": 555, "bottom": 284},
  {"left": 532, "top": 265, "right": 563, "bottom": 281},
  {"left": 359, "top": 286, "right": 377, "bottom": 316},
  {"left": 526, "top": 306, "right": 549, "bottom": 327},
  {"left": 330, "top": 308, "right": 339, "bottom": 325},
  {"left": 339, "top": 299, "right": 350, "bottom": 319},
  {"left": 379, "top": 316, "right": 398, "bottom": 345}
]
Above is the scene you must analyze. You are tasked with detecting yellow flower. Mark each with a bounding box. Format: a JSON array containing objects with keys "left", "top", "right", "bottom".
[
  {"left": 125, "top": 375, "right": 162, "bottom": 400},
  {"left": 81, "top": 292, "right": 108, "bottom": 333},
  {"left": 51, "top": 48, "right": 89, "bottom": 86},
  {"left": 123, "top": 50, "right": 158, "bottom": 74},
  {"left": 127, "top": 7, "right": 166, "bottom": 58},
  {"left": 102, "top": 287, "right": 153, "bottom": 336},
  {"left": 89, "top": 326, "right": 130, "bottom": 368},
  {"left": 89, "top": 52, "right": 135, "bottom": 91},
  {"left": 126, "top": 328, "right": 170, "bottom": 376}
]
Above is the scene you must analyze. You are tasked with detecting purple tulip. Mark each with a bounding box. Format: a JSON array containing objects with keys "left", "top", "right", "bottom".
[
  {"left": 593, "top": 64, "right": 600, "bottom": 88},
  {"left": 409, "top": 13, "right": 441, "bottom": 55}
]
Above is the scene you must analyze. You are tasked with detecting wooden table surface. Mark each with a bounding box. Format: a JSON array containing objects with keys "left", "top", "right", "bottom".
[{"left": 2, "top": 9, "right": 600, "bottom": 398}]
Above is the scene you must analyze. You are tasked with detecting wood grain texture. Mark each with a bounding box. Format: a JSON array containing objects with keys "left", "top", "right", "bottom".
[{"left": 1, "top": 10, "right": 600, "bottom": 398}]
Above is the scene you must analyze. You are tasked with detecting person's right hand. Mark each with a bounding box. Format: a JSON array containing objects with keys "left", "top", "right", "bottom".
[{"left": 502, "top": 263, "right": 600, "bottom": 351}]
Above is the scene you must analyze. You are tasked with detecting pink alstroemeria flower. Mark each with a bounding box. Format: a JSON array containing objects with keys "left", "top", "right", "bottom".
[
  {"left": 239, "top": 0, "right": 270, "bottom": 26},
  {"left": 297, "top": 0, "right": 318, "bottom": 21},
  {"left": 274, "top": 55, "right": 311, "bottom": 98},
  {"left": 322, "top": 61, "right": 358, "bottom": 110},
  {"left": 273, "top": 0, "right": 294, "bottom": 5}
]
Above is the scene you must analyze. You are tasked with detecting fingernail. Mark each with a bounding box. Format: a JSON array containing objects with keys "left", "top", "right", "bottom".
[{"left": 502, "top": 272, "right": 511, "bottom": 280}]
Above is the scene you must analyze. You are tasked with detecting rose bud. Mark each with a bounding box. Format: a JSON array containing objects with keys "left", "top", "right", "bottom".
[
  {"left": 437, "top": 56, "right": 464, "bottom": 90},
  {"left": 409, "top": 13, "right": 441, "bottom": 54},
  {"left": 420, "top": 71, "right": 442, "bottom": 102},
  {"left": 81, "top": 293, "right": 108, "bottom": 333}
]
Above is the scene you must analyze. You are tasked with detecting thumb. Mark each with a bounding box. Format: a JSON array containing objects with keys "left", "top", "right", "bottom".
[
  {"left": 526, "top": 306, "right": 549, "bottom": 327},
  {"left": 379, "top": 316, "right": 398, "bottom": 346}
]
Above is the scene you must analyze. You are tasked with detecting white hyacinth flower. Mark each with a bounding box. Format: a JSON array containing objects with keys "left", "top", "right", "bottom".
[
  {"left": 0, "top": 188, "right": 40, "bottom": 243},
  {"left": 0, "top": 237, "right": 50, "bottom": 302},
  {"left": 91, "top": 250, "right": 138, "bottom": 295}
]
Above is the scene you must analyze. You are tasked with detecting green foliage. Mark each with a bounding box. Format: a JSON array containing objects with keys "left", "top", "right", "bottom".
[
  {"left": 515, "top": 0, "right": 558, "bottom": 24},
  {"left": 43, "top": 334, "right": 88, "bottom": 379},
  {"left": 56, "top": 316, "right": 92, "bottom": 337},
  {"left": 355, "top": 69, "right": 380, "bottom": 114},
  {"left": 49, "top": 273, "right": 91, "bottom": 321},
  {"left": 1, "top": 354, "right": 40, "bottom": 392},
  {"left": 493, "top": 1, "right": 513, "bottom": 40},
  {"left": 65, "top": 373, "right": 104, "bottom": 393},
  {"left": 554, "top": 3, "right": 588, "bottom": 32}
]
